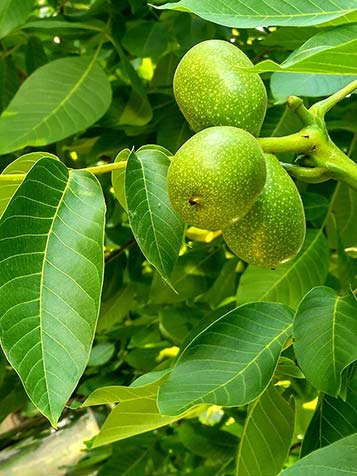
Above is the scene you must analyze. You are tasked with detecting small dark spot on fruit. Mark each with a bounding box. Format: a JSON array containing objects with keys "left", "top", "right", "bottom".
[
  {"left": 189, "top": 197, "right": 199, "bottom": 206},
  {"left": 310, "top": 145, "right": 317, "bottom": 152},
  {"left": 302, "top": 135, "right": 310, "bottom": 139}
]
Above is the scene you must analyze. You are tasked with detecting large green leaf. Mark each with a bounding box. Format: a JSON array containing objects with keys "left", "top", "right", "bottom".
[
  {"left": 0, "top": 158, "right": 106, "bottom": 426},
  {"left": 156, "top": 1, "right": 357, "bottom": 27},
  {"left": 237, "top": 230, "right": 329, "bottom": 309},
  {"left": 125, "top": 149, "right": 185, "bottom": 282},
  {"left": 83, "top": 379, "right": 188, "bottom": 447},
  {"left": 278, "top": 433, "right": 357, "bottom": 475},
  {"left": 293, "top": 287, "right": 357, "bottom": 396},
  {"left": 250, "top": 25, "right": 357, "bottom": 74},
  {"left": 0, "top": 152, "right": 58, "bottom": 219},
  {"left": 271, "top": 73, "right": 357, "bottom": 103},
  {"left": 236, "top": 385, "right": 294, "bottom": 476},
  {"left": 0, "top": 56, "right": 112, "bottom": 155},
  {"left": 0, "top": 0, "right": 34, "bottom": 39},
  {"left": 301, "top": 367, "right": 357, "bottom": 456},
  {"left": 157, "top": 302, "right": 294, "bottom": 416}
]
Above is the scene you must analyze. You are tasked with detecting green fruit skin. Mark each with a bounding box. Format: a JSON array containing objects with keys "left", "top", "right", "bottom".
[
  {"left": 167, "top": 126, "right": 267, "bottom": 231},
  {"left": 174, "top": 39, "right": 267, "bottom": 136},
  {"left": 223, "top": 154, "right": 306, "bottom": 268}
]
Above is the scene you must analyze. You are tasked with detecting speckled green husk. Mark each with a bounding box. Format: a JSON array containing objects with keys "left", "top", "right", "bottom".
[
  {"left": 167, "top": 126, "right": 266, "bottom": 231},
  {"left": 223, "top": 154, "right": 306, "bottom": 268},
  {"left": 174, "top": 39, "right": 267, "bottom": 136}
]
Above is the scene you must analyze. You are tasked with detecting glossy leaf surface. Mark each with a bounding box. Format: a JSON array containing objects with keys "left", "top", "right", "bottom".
[
  {"left": 294, "top": 287, "right": 357, "bottom": 396},
  {"left": 0, "top": 56, "right": 111, "bottom": 155},
  {"left": 236, "top": 385, "right": 294, "bottom": 476},
  {"left": 125, "top": 149, "right": 185, "bottom": 282},
  {"left": 158, "top": 302, "right": 294, "bottom": 415},
  {"left": 157, "top": 1, "right": 356, "bottom": 27},
  {"left": 0, "top": 158, "right": 106, "bottom": 425},
  {"left": 279, "top": 433, "right": 357, "bottom": 475}
]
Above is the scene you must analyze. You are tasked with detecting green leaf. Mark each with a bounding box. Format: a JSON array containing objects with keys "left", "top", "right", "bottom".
[
  {"left": 83, "top": 379, "right": 187, "bottom": 447},
  {"left": 0, "top": 57, "right": 20, "bottom": 113},
  {"left": 0, "top": 56, "right": 112, "bottom": 155},
  {"left": 88, "top": 343, "right": 115, "bottom": 366},
  {"left": 0, "top": 0, "right": 34, "bottom": 39},
  {"left": 98, "top": 443, "right": 153, "bottom": 476},
  {"left": 122, "top": 21, "right": 169, "bottom": 57},
  {"left": 178, "top": 421, "right": 238, "bottom": 462},
  {"left": 271, "top": 73, "right": 357, "bottom": 103},
  {"left": 301, "top": 367, "right": 357, "bottom": 456},
  {"left": 25, "top": 36, "right": 48, "bottom": 74},
  {"left": 157, "top": 302, "right": 294, "bottom": 416},
  {"left": 156, "top": 1, "right": 356, "bottom": 28},
  {"left": 276, "top": 357, "right": 305, "bottom": 379},
  {"left": 0, "top": 152, "right": 59, "bottom": 219},
  {"left": 294, "top": 287, "right": 357, "bottom": 396},
  {"left": 0, "top": 158, "right": 106, "bottom": 426},
  {"left": 22, "top": 18, "right": 106, "bottom": 33},
  {"left": 301, "top": 192, "right": 330, "bottom": 221},
  {"left": 237, "top": 229, "right": 329, "bottom": 309},
  {"left": 250, "top": 24, "right": 357, "bottom": 74},
  {"left": 236, "top": 385, "right": 295, "bottom": 476},
  {"left": 330, "top": 183, "right": 357, "bottom": 248},
  {"left": 112, "top": 148, "right": 130, "bottom": 212},
  {"left": 125, "top": 149, "right": 185, "bottom": 282},
  {"left": 278, "top": 433, "right": 357, "bottom": 475}
]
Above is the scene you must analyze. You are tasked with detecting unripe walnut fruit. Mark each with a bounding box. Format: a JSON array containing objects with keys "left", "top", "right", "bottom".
[
  {"left": 167, "top": 126, "right": 267, "bottom": 231},
  {"left": 223, "top": 154, "right": 306, "bottom": 267},
  {"left": 174, "top": 39, "right": 267, "bottom": 136}
]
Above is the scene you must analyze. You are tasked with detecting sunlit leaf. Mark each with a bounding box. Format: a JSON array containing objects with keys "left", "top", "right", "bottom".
[
  {"left": 0, "top": 56, "right": 112, "bottom": 155},
  {"left": 0, "top": 158, "right": 106, "bottom": 425},
  {"left": 158, "top": 302, "right": 294, "bottom": 415},
  {"left": 236, "top": 385, "right": 294, "bottom": 476}
]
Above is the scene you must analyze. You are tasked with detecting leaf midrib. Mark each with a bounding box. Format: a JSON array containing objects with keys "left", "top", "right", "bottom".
[
  {"left": 39, "top": 168, "right": 70, "bottom": 422},
  {"left": 135, "top": 155, "right": 167, "bottom": 275}
]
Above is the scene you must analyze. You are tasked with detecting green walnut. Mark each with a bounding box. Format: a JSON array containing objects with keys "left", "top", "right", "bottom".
[
  {"left": 167, "top": 126, "right": 267, "bottom": 231},
  {"left": 174, "top": 39, "right": 267, "bottom": 136},
  {"left": 223, "top": 154, "right": 306, "bottom": 268}
]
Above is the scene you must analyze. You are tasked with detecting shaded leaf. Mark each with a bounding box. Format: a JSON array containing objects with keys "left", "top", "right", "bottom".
[
  {"left": 301, "top": 367, "right": 357, "bottom": 456},
  {"left": 293, "top": 287, "right": 357, "bottom": 396},
  {"left": 178, "top": 421, "right": 238, "bottom": 462},
  {"left": 25, "top": 36, "right": 48, "bottom": 74},
  {"left": 0, "top": 158, "right": 106, "bottom": 425},
  {"left": 0, "top": 0, "right": 34, "bottom": 39},
  {"left": 0, "top": 57, "right": 20, "bottom": 113},
  {"left": 125, "top": 149, "right": 185, "bottom": 282},
  {"left": 278, "top": 433, "right": 357, "bottom": 475},
  {"left": 236, "top": 385, "right": 294, "bottom": 476},
  {"left": 158, "top": 302, "right": 294, "bottom": 416},
  {"left": 237, "top": 230, "right": 329, "bottom": 309},
  {"left": 0, "top": 56, "right": 112, "bottom": 155},
  {"left": 330, "top": 183, "right": 357, "bottom": 248},
  {"left": 122, "top": 21, "right": 168, "bottom": 57}
]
